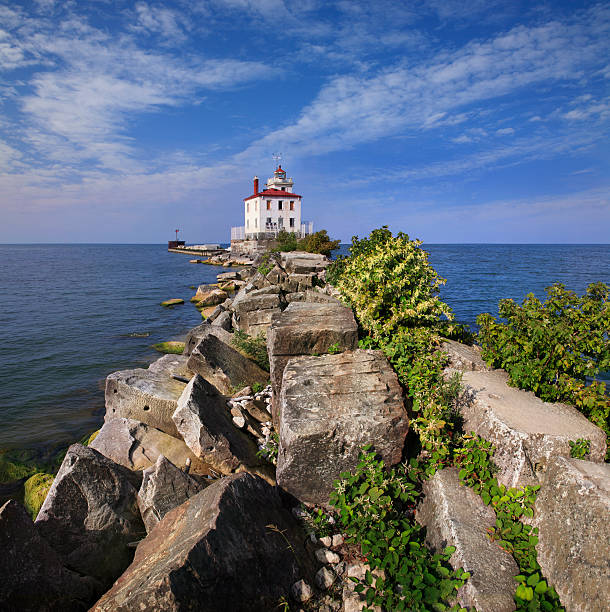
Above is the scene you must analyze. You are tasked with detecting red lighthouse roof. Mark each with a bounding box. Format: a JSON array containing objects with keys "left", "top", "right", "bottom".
[
  {"left": 275, "top": 165, "right": 286, "bottom": 174},
  {"left": 244, "top": 188, "right": 301, "bottom": 201}
]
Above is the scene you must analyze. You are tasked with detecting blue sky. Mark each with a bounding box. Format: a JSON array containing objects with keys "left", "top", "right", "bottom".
[{"left": 1, "top": 0, "right": 608, "bottom": 243}]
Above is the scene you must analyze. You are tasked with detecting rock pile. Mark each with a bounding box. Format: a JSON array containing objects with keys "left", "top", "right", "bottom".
[{"left": 4, "top": 250, "right": 608, "bottom": 611}]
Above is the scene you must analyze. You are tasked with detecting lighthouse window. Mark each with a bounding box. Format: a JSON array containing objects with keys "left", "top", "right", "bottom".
[
  {"left": 278, "top": 201, "right": 283, "bottom": 210},
  {"left": 266, "top": 200, "right": 271, "bottom": 210},
  {"left": 255, "top": 218, "right": 257, "bottom": 227},
  {"left": 289, "top": 217, "right": 295, "bottom": 227},
  {"left": 290, "top": 201, "right": 294, "bottom": 211},
  {"left": 266, "top": 217, "right": 272, "bottom": 226},
  {"left": 246, "top": 202, "right": 249, "bottom": 213}
]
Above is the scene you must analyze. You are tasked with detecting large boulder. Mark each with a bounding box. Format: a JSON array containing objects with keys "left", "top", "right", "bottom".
[
  {"left": 457, "top": 368, "right": 607, "bottom": 487},
  {"left": 183, "top": 322, "right": 233, "bottom": 356},
  {"left": 279, "top": 251, "right": 330, "bottom": 274},
  {"left": 91, "top": 473, "right": 316, "bottom": 611},
  {"left": 172, "top": 375, "right": 263, "bottom": 474},
  {"left": 533, "top": 456, "right": 610, "bottom": 612},
  {"left": 105, "top": 356, "right": 193, "bottom": 438},
  {"left": 285, "top": 289, "right": 341, "bottom": 304},
  {"left": 0, "top": 499, "right": 99, "bottom": 611},
  {"left": 276, "top": 350, "right": 408, "bottom": 505},
  {"left": 137, "top": 455, "right": 208, "bottom": 533},
  {"left": 417, "top": 468, "right": 518, "bottom": 612},
  {"left": 267, "top": 301, "right": 358, "bottom": 427},
  {"left": 441, "top": 340, "right": 489, "bottom": 372},
  {"left": 90, "top": 417, "right": 212, "bottom": 476},
  {"left": 231, "top": 286, "right": 286, "bottom": 336},
  {"left": 194, "top": 286, "right": 228, "bottom": 306},
  {"left": 35, "top": 445, "right": 145, "bottom": 589},
  {"left": 187, "top": 333, "right": 268, "bottom": 395}
]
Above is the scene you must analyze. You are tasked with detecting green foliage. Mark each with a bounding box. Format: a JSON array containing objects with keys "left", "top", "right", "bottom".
[
  {"left": 330, "top": 447, "right": 470, "bottom": 611},
  {"left": 257, "top": 252, "right": 273, "bottom": 276},
  {"left": 252, "top": 381, "right": 264, "bottom": 394},
  {"left": 257, "top": 432, "right": 279, "bottom": 464},
  {"left": 331, "top": 227, "right": 453, "bottom": 339},
  {"left": 272, "top": 230, "right": 298, "bottom": 252},
  {"left": 453, "top": 435, "right": 564, "bottom": 611},
  {"left": 477, "top": 283, "right": 610, "bottom": 459},
  {"left": 327, "top": 342, "right": 342, "bottom": 355},
  {"left": 231, "top": 330, "right": 270, "bottom": 371},
  {"left": 297, "top": 229, "right": 341, "bottom": 256},
  {"left": 569, "top": 438, "right": 591, "bottom": 460}
]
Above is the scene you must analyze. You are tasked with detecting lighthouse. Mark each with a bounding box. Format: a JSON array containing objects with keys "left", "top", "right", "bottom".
[{"left": 231, "top": 165, "right": 313, "bottom": 242}]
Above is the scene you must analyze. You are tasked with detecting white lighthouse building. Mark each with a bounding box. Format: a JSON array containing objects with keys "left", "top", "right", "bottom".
[{"left": 231, "top": 165, "right": 313, "bottom": 241}]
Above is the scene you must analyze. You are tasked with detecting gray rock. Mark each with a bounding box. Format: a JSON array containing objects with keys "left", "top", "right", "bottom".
[
  {"left": 232, "top": 286, "right": 286, "bottom": 336},
  {"left": 147, "top": 354, "right": 193, "bottom": 378},
  {"left": 417, "top": 467, "right": 518, "bottom": 612},
  {"left": 291, "top": 579, "right": 314, "bottom": 603},
  {"left": 315, "top": 548, "right": 341, "bottom": 564},
  {"left": 533, "top": 456, "right": 610, "bottom": 612},
  {"left": 285, "top": 289, "right": 341, "bottom": 304},
  {"left": 458, "top": 369, "right": 607, "bottom": 487},
  {"left": 441, "top": 340, "right": 489, "bottom": 371},
  {"left": 183, "top": 322, "right": 233, "bottom": 355},
  {"left": 35, "top": 444, "right": 145, "bottom": 589},
  {"left": 194, "top": 286, "right": 228, "bottom": 306},
  {"left": 315, "top": 566, "right": 336, "bottom": 590},
  {"left": 0, "top": 499, "right": 99, "bottom": 611},
  {"left": 187, "top": 333, "right": 268, "bottom": 395},
  {"left": 241, "top": 398, "right": 271, "bottom": 423},
  {"left": 172, "top": 375, "right": 262, "bottom": 474},
  {"left": 217, "top": 271, "right": 240, "bottom": 282},
  {"left": 91, "top": 473, "right": 316, "bottom": 611},
  {"left": 212, "top": 309, "right": 232, "bottom": 330},
  {"left": 280, "top": 251, "right": 330, "bottom": 274},
  {"left": 276, "top": 350, "right": 408, "bottom": 505},
  {"left": 267, "top": 301, "right": 358, "bottom": 426},
  {"left": 137, "top": 455, "right": 207, "bottom": 533},
  {"left": 105, "top": 360, "right": 190, "bottom": 438},
  {"left": 91, "top": 417, "right": 212, "bottom": 475}
]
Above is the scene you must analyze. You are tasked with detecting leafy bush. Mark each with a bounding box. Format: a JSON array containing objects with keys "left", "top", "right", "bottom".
[
  {"left": 330, "top": 227, "right": 452, "bottom": 339},
  {"left": 231, "top": 330, "right": 270, "bottom": 371},
  {"left": 330, "top": 447, "right": 470, "bottom": 611},
  {"left": 297, "top": 229, "right": 341, "bottom": 256},
  {"left": 257, "top": 252, "right": 273, "bottom": 275},
  {"left": 272, "top": 230, "right": 298, "bottom": 252},
  {"left": 477, "top": 283, "right": 609, "bottom": 458},
  {"left": 453, "top": 435, "right": 563, "bottom": 611}
]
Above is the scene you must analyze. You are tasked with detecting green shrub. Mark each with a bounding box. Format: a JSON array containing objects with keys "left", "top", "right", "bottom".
[
  {"left": 330, "top": 227, "right": 453, "bottom": 339},
  {"left": 272, "top": 230, "right": 298, "bottom": 252},
  {"left": 477, "top": 282, "right": 609, "bottom": 459},
  {"left": 569, "top": 438, "right": 591, "bottom": 459},
  {"left": 231, "top": 330, "right": 270, "bottom": 371},
  {"left": 257, "top": 252, "right": 273, "bottom": 275},
  {"left": 330, "top": 447, "right": 470, "bottom": 611},
  {"left": 297, "top": 229, "right": 341, "bottom": 256}
]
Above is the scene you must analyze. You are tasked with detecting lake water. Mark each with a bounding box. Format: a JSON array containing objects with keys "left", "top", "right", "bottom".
[{"left": 1, "top": 243, "right": 608, "bottom": 454}]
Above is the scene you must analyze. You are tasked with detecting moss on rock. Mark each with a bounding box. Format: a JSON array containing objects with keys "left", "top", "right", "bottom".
[
  {"left": 0, "top": 455, "right": 36, "bottom": 484},
  {"left": 86, "top": 430, "right": 100, "bottom": 446},
  {"left": 152, "top": 341, "right": 186, "bottom": 354},
  {"left": 160, "top": 298, "right": 184, "bottom": 307},
  {"left": 23, "top": 472, "right": 54, "bottom": 519}
]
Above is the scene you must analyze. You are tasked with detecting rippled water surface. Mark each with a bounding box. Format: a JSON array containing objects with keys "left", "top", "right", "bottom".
[{"left": 1, "top": 243, "right": 608, "bottom": 452}]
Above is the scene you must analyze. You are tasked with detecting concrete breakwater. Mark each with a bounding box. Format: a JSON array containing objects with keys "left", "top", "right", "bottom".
[{"left": 1, "top": 251, "right": 609, "bottom": 611}]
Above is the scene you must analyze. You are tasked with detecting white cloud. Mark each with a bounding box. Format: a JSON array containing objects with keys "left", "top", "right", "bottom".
[
  {"left": 496, "top": 127, "right": 515, "bottom": 135},
  {"left": 240, "top": 8, "right": 610, "bottom": 158}
]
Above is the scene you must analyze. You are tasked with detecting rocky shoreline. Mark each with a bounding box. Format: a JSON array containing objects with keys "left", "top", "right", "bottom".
[{"left": 1, "top": 251, "right": 608, "bottom": 611}]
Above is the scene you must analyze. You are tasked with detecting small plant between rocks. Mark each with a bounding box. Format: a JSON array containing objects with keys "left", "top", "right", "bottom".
[{"left": 231, "top": 330, "right": 270, "bottom": 371}]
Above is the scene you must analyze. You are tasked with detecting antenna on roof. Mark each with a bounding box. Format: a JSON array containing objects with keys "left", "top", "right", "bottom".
[{"left": 272, "top": 152, "right": 282, "bottom": 169}]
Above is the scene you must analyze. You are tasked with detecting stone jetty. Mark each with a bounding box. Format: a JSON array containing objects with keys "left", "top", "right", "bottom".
[{"left": 1, "top": 250, "right": 608, "bottom": 611}]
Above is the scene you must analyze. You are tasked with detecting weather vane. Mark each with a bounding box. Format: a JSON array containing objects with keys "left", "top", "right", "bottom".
[{"left": 272, "top": 152, "right": 283, "bottom": 168}]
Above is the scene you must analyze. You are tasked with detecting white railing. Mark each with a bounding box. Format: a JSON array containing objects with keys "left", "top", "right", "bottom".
[
  {"left": 231, "top": 221, "right": 314, "bottom": 241},
  {"left": 231, "top": 226, "right": 245, "bottom": 240}
]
